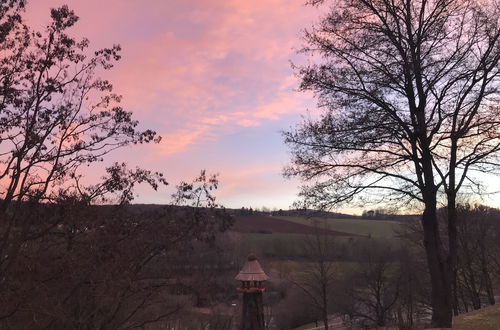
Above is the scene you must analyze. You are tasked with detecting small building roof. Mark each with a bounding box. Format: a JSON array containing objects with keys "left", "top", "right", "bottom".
[{"left": 235, "top": 254, "right": 269, "bottom": 282}]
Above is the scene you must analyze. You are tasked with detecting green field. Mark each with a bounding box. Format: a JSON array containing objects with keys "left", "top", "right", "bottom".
[
  {"left": 274, "top": 216, "right": 402, "bottom": 238},
  {"left": 237, "top": 231, "right": 370, "bottom": 255},
  {"left": 229, "top": 215, "right": 404, "bottom": 267},
  {"left": 234, "top": 232, "right": 400, "bottom": 264},
  {"left": 235, "top": 232, "right": 309, "bottom": 260}
]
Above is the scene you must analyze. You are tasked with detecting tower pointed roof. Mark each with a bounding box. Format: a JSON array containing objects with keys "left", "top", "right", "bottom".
[{"left": 235, "top": 254, "right": 269, "bottom": 282}]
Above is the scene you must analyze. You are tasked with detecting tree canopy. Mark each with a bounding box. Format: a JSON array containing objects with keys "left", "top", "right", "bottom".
[
  {"left": 285, "top": 0, "right": 500, "bottom": 327},
  {"left": 286, "top": 0, "right": 500, "bottom": 209},
  {"left": 0, "top": 4, "right": 233, "bottom": 327}
]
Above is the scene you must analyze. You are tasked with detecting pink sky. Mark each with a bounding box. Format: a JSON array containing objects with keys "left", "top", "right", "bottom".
[{"left": 26, "top": 0, "right": 324, "bottom": 210}]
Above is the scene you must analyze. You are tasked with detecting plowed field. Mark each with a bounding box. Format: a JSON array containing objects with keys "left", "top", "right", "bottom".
[{"left": 232, "top": 215, "right": 363, "bottom": 237}]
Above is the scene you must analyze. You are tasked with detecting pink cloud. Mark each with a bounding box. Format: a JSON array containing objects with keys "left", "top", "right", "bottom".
[
  {"left": 23, "top": 0, "right": 321, "bottom": 208},
  {"left": 27, "top": 0, "right": 318, "bottom": 150},
  {"left": 156, "top": 124, "right": 215, "bottom": 156}
]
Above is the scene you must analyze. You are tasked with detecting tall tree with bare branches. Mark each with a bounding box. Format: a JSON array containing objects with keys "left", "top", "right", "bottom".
[{"left": 285, "top": 0, "right": 500, "bottom": 327}]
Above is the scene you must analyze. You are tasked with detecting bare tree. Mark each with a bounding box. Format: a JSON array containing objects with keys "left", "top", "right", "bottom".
[
  {"left": 338, "top": 246, "right": 401, "bottom": 328},
  {"left": 393, "top": 247, "right": 431, "bottom": 329},
  {"left": 454, "top": 204, "right": 499, "bottom": 311},
  {"left": 289, "top": 223, "right": 337, "bottom": 329},
  {"left": 285, "top": 0, "right": 500, "bottom": 326},
  {"left": 397, "top": 203, "right": 500, "bottom": 319}
]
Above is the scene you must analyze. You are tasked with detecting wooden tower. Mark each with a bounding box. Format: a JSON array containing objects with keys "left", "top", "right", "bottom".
[{"left": 235, "top": 254, "right": 269, "bottom": 330}]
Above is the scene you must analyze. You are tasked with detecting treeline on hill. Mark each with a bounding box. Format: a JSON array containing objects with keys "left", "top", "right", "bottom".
[
  {"left": 234, "top": 206, "right": 359, "bottom": 218},
  {"left": 232, "top": 206, "right": 418, "bottom": 221}
]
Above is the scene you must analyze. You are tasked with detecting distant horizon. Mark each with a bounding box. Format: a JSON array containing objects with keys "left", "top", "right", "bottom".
[{"left": 124, "top": 202, "right": 433, "bottom": 217}]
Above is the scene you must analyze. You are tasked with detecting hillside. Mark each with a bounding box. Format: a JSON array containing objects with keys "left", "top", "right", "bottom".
[
  {"left": 232, "top": 215, "right": 364, "bottom": 237},
  {"left": 273, "top": 216, "right": 402, "bottom": 238},
  {"left": 452, "top": 304, "right": 500, "bottom": 330}
]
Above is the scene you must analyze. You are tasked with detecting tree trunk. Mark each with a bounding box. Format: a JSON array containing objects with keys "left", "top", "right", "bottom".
[
  {"left": 421, "top": 199, "right": 453, "bottom": 328},
  {"left": 484, "top": 271, "right": 496, "bottom": 306},
  {"left": 447, "top": 190, "right": 459, "bottom": 314},
  {"left": 452, "top": 273, "right": 459, "bottom": 316},
  {"left": 322, "top": 281, "right": 329, "bottom": 329},
  {"left": 323, "top": 309, "right": 329, "bottom": 330},
  {"left": 480, "top": 245, "right": 496, "bottom": 306}
]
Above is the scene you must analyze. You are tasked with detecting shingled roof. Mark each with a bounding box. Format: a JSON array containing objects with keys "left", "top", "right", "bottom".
[{"left": 235, "top": 254, "right": 269, "bottom": 282}]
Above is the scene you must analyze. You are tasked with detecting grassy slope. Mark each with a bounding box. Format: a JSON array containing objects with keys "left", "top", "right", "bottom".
[
  {"left": 274, "top": 216, "right": 401, "bottom": 238},
  {"left": 231, "top": 216, "right": 403, "bottom": 270},
  {"left": 452, "top": 304, "right": 500, "bottom": 330},
  {"left": 293, "top": 305, "right": 500, "bottom": 330},
  {"left": 232, "top": 215, "right": 362, "bottom": 236}
]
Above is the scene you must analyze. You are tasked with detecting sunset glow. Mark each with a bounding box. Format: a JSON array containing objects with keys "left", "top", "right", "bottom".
[
  {"left": 26, "top": 0, "right": 321, "bottom": 209},
  {"left": 25, "top": 1, "right": 500, "bottom": 212}
]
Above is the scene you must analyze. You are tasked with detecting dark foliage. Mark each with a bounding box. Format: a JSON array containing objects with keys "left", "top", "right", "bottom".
[{"left": 0, "top": 4, "right": 233, "bottom": 327}]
